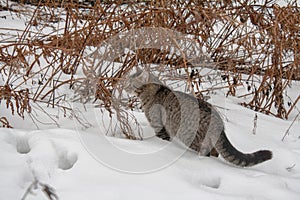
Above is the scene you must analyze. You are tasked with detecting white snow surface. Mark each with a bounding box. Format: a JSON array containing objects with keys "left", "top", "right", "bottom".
[
  {"left": 1, "top": 2, "right": 300, "bottom": 200},
  {"left": 1, "top": 92, "right": 300, "bottom": 200}
]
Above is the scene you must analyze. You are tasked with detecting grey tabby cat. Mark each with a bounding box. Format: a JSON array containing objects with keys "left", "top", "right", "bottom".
[{"left": 125, "top": 71, "right": 272, "bottom": 167}]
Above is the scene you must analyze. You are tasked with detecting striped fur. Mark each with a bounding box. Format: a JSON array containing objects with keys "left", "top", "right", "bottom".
[{"left": 125, "top": 72, "right": 272, "bottom": 167}]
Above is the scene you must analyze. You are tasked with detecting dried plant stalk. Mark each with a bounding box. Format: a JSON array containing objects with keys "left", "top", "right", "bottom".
[{"left": 0, "top": 0, "right": 299, "bottom": 137}]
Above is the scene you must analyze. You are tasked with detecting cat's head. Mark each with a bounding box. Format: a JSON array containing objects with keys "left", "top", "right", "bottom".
[{"left": 124, "top": 70, "right": 162, "bottom": 95}]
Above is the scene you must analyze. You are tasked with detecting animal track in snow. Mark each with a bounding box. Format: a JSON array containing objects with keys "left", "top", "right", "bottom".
[
  {"left": 51, "top": 142, "right": 78, "bottom": 170},
  {"left": 16, "top": 135, "right": 31, "bottom": 154},
  {"left": 57, "top": 150, "right": 78, "bottom": 170},
  {"left": 200, "top": 176, "right": 221, "bottom": 189},
  {"left": 4, "top": 131, "right": 31, "bottom": 154}
]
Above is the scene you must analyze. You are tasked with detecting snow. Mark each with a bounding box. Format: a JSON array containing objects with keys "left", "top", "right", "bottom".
[
  {"left": 1, "top": 2, "right": 300, "bottom": 200},
  {"left": 1, "top": 90, "right": 300, "bottom": 199}
]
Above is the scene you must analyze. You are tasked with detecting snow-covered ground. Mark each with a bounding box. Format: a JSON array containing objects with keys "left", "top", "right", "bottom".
[
  {"left": 0, "top": 76, "right": 300, "bottom": 200},
  {"left": 1, "top": 86, "right": 300, "bottom": 200},
  {"left": 1, "top": 2, "right": 300, "bottom": 200}
]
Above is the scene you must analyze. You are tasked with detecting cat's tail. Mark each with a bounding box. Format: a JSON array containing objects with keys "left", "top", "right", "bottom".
[{"left": 215, "top": 130, "right": 272, "bottom": 167}]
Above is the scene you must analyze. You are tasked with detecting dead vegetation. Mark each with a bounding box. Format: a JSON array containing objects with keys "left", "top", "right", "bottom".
[{"left": 0, "top": 0, "right": 299, "bottom": 137}]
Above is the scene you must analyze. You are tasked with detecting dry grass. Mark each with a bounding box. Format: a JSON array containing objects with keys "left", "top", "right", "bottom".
[{"left": 0, "top": 0, "right": 299, "bottom": 137}]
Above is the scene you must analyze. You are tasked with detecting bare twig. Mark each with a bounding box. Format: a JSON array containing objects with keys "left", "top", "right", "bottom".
[
  {"left": 252, "top": 113, "right": 258, "bottom": 135},
  {"left": 282, "top": 111, "right": 300, "bottom": 141}
]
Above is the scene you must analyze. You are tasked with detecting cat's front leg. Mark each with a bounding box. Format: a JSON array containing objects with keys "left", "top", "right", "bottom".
[
  {"left": 145, "top": 105, "right": 171, "bottom": 141},
  {"left": 155, "top": 127, "right": 170, "bottom": 141}
]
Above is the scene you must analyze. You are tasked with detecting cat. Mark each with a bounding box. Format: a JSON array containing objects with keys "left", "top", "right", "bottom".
[{"left": 124, "top": 71, "right": 272, "bottom": 167}]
